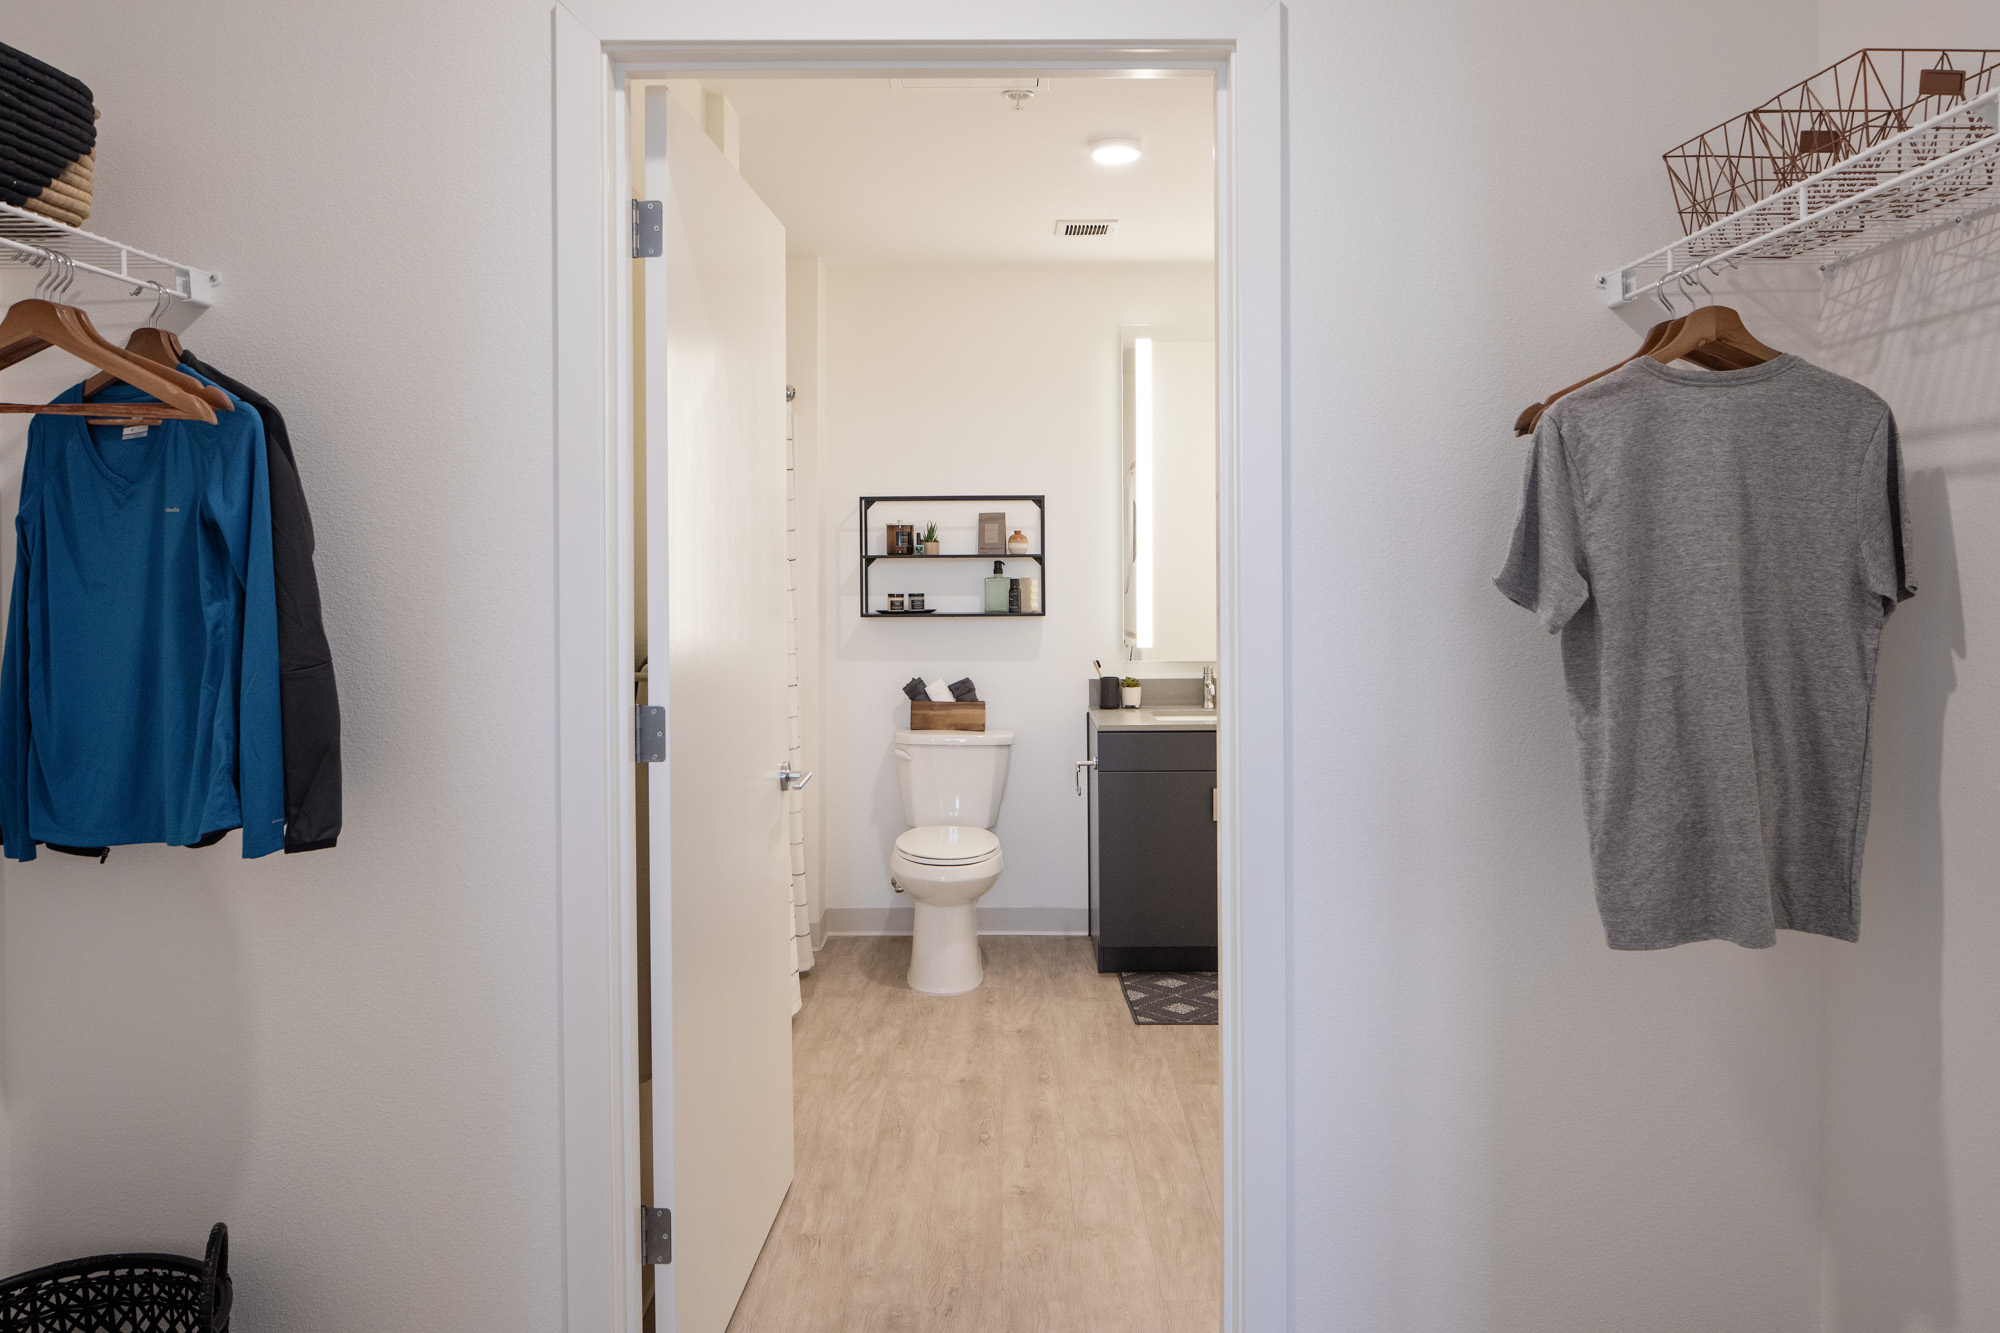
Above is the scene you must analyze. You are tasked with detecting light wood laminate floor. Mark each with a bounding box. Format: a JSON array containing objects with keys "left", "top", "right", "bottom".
[{"left": 725, "top": 935, "right": 1221, "bottom": 1333}]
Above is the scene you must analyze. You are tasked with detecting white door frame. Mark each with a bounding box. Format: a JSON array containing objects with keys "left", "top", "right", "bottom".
[{"left": 552, "top": 8, "right": 1292, "bottom": 1331}]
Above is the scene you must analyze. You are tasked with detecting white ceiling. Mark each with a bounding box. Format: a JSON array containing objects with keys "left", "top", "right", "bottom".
[{"left": 699, "top": 76, "right": 1216, "bottom": 266}]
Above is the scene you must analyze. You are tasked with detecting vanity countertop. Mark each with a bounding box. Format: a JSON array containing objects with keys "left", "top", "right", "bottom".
[{"left": 1089, "top": 706, "right": 1218, "bottom": 732}]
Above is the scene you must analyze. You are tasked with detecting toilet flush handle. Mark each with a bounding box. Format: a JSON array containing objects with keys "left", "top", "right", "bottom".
[{"left": 1073, "top": 758, "right": 1096, "bottom": 795}]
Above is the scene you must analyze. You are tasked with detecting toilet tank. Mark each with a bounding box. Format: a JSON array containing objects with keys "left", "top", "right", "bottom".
[{"left": 894, "top": 729, "right": 1014, "bottom": 828}]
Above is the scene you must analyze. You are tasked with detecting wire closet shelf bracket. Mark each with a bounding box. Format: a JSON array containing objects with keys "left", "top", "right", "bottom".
[
  {"left": 0, "top": 201, "right": 218, "bottom": 312},
  {"left": 1600, "top": 78, "right": 2000, "bottom": 308}
]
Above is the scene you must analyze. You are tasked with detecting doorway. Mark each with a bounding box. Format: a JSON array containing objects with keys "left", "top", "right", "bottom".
[
  {"left": 552, "top": 22, "right": 1290, "bottom": 1333},
  {"left": 634, "top": 69, "right": 1220, "bottom": 1329}
]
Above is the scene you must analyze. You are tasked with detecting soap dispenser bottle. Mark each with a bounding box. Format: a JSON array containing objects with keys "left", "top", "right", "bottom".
[{"left": 984, "top": 561, "right": 1010, "bottom": 614}]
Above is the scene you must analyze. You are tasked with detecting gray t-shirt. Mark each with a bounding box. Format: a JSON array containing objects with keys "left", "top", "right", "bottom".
[{"left": 1498, "top": 354, "right": 1914, "bottom": 949}]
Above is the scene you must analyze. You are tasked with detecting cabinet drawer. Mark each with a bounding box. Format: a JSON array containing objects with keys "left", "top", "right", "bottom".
[{"left": 1094, "top": 729, "right": 1216, "bottom": 773}]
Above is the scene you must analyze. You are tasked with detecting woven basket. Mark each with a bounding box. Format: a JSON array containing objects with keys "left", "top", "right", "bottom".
[
  {"left": 0, "top": 41, "right": 98, "bottom": 226},
  {"left": 1663, "top": 49, "right": 2000, "bottom": 235},
  {"left": 0, "top": 1224, "right": 230, "bottom": 1333}
]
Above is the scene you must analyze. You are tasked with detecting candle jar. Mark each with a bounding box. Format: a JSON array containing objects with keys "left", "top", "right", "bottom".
[{"left": 888, "top": 593, "right": 906, "bottom": 612}]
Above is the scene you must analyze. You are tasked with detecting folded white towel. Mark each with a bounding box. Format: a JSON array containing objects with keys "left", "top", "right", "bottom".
[{"left": 926, "top": 678, "right": 955, "bottom": 703}]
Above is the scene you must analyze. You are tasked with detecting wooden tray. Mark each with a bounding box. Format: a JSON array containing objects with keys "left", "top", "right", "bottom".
[{"left": 910, "top": 701, "right": 986, "bottom": 732}]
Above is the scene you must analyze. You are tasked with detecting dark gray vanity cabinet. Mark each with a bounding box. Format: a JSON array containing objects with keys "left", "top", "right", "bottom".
[{"left": 1086, "top": 720, "right": 1218, "bottom": 972}]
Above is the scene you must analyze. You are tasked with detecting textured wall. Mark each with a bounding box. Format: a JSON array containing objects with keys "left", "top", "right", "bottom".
[
  {"left": 0, "top": 3, "right": 563, "bottom": 1330},
  {"left": 1811, "top": 8, "right": 2000, "bottom": 1332},
  {"left": 1284, "top": 0, "right": 1835, "bottom": 1327},
  {"left": 1814, "top": 234, "right": 2000, "bottom": 1329}
]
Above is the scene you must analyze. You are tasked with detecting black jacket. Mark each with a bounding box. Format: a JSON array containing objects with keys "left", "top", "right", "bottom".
[{"left": 181, "top": 351, "right": 342, "bottom": 851}]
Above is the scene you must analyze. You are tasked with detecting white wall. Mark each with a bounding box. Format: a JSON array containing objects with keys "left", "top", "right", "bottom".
[
  {"left": 1813, "top": 231, "right": 2000, "bottom": 1329},
  {"left": 0, "top": 5, "right": 563, "bottom": 1331},
  {"left": 1286, "top": 0, "right": 1839, "bottom": 1327},
  {"left": 1809, "top": 10, "right": 2000, "bottom": 1333},
  {"left": 816, "top": 264, "right": 1212, "bottom": 932}
]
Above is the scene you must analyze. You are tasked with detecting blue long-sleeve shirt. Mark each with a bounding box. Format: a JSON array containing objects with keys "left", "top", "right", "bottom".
[{"left": 0, "top": 374, "right": 284, "bottom": 859}]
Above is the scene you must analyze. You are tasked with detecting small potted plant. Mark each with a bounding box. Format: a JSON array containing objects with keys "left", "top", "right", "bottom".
[
  {"left": 1120, "top": 676, "right": 1142, "bottom": 709},
  {"left": 917, "top": 521, "right": 939, "bottom": 555}
]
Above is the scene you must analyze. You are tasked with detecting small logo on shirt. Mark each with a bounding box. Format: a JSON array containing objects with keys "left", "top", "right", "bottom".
[{"left": 165, "top": 507, "right": 181, "bottom": 513}]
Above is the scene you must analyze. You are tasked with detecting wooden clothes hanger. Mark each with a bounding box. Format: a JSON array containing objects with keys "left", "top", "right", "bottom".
[
  {"left": 126, "top": 325, "right": 185, "bottom": 366},
  {"left": 0, "top": 251, "right": 223, "bottom": 424},
  {"left": 1513, "top": 264, "right": 1781, "bottom": 436},
  {"left": 80, "top": 282, "right": 229, "bottom": 414},
  {"left": 0, "top": 297, "right": 218, "bottom": 425},
  {"left": 1514, "top": 317, "right": 1673, "bottom": 436},
  {"left": 1644, "top": 302, "right": 1781, "bottom": 369}
]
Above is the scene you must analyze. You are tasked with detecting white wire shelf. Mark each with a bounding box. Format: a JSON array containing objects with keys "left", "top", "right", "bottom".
[
  {"left": 1601, "top": 87, "right": 2000, "bottom": 307},
  {"left": 0, "top": 202, "right": 217, "bottom": 309}
]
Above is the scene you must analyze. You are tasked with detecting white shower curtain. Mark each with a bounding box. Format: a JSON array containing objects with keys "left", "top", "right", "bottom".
[{"left": 785, "top": 417, "right": 814, "bottom": 1013}]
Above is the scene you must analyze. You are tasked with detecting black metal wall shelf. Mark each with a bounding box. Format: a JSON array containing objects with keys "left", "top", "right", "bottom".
[
  {"left": 860, "top": 494, "right": 1045, "bottom": 618},
  {"left": 864, "top": 553, "right": 1045, "bottom": 563}
]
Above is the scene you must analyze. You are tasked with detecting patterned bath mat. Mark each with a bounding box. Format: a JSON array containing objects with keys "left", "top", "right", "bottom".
[{"left": 1119, "top": 972, "right": 1219, "bottom": 1025}]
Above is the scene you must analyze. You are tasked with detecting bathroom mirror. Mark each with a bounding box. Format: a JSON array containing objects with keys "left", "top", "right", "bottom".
[{"left": 1120, "top": 324, "right": 1218, "bottom": 662}]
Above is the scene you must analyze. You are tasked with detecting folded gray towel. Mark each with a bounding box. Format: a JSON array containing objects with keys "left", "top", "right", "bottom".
[
  {"left": 949, "top": 678, "right": 979, "bottom": 702},
  {"left": 903, "top": 677, "right": 929, "bottom": 701}
]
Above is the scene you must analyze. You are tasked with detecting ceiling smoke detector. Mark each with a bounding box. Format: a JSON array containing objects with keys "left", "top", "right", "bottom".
[{"left": 1055, "top": 219, "right": 1118, "bottom": 237}]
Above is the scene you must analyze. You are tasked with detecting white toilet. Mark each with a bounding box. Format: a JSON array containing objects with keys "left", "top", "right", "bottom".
[{"left": 890, "top": 728, "right": 1013, "bottom": 994}]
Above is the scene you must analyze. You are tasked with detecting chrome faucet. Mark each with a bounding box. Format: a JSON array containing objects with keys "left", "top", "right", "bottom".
[{"left": 1202, "top": 664, "right": 1217, "bottom": 711}]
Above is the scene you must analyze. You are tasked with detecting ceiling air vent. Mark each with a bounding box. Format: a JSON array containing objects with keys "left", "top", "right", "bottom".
[{"left": 1055, "top": 219, "right": 1118, "bottom": 237}]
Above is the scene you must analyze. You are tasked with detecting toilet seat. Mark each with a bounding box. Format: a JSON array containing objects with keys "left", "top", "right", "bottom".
[{"left": 894, "top": 825, "right": 1000, "bottom": 867}]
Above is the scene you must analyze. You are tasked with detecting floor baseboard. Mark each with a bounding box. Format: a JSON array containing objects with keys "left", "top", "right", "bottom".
[{"left": 822, "top": 906, "right": 1089, "bottom": 937}]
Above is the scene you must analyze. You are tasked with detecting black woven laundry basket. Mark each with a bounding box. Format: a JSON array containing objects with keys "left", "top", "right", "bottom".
[{"left": 0, "top": 1223, "right": 229, "bottom": 1333}]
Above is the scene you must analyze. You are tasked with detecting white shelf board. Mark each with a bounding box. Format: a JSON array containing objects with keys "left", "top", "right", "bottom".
[
  {"left": 1602, "top": 88, "right": 1999, "bottom": 307},
  {"left": 0, "top": 202, "right": 217, "bottom": 308}
]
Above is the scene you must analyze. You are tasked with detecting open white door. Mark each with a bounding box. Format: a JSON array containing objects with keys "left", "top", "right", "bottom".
[{"left": 640, "top": 84, "right": 796, "bottom": 1333}]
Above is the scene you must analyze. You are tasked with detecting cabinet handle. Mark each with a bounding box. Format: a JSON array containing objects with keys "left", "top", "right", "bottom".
[{"left": 1074, "top": 758, "right": 1096, "bottom": 795}]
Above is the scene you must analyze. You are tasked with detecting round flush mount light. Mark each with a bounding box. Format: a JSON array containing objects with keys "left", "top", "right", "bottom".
[{"left": 1089, "top": 136, "right": 1142, "bottom": 166}]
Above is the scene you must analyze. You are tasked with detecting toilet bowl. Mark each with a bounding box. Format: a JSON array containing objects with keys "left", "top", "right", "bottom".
[
  {"left": 890, "top": 826, "right": 1004, "bottom": 995},
  {"left": 892, "top": 728, "right": 1013, "bottom": 994}
]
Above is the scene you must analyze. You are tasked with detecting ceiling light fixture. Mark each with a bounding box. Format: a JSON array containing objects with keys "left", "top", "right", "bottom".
[{"left": 1089, "top": 136, "right": 1142, "bottom": 166}]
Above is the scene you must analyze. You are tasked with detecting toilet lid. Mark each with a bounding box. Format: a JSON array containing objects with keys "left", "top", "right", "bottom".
[{"left": 895, "top": 825, "right": 1000, "bottom": 866}]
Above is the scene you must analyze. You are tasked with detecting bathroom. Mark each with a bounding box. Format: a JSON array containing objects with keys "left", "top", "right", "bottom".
[{"left": 635, "top": 74, "right": 1224, "bottom": 1326}]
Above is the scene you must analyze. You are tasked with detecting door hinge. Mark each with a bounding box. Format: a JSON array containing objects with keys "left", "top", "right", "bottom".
[
  {"left": 642, "top": 1206, "right": 672, "bottom": 1265},
  {"left": 631, "top": 199, "right": 663, "bottom": 258},
  {"left": 636, "top": 705, "right": 666, "bottom": 763}
]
